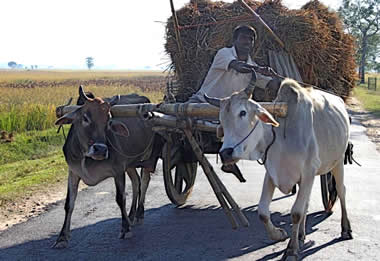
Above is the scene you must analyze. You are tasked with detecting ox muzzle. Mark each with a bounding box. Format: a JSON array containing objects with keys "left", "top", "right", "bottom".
[
  {"left": 86, "top": 142, "right": 109, "bottom": 160},
  {"left": 219, "top": 147, "right": 238, "bottom": 165}
]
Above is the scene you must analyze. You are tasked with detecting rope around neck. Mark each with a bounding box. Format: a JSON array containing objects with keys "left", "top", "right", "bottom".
[
  {"left": 232, "top": 120, "right": 259, "bottom": 150},
  {"left": 257, "top": 126, "right": 276, "bottom": 166}
]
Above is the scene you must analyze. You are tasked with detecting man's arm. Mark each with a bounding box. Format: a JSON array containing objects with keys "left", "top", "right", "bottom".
[
  {"left": 228, "top": 60, "right": 255, "bottom": 73},
  {"left": 229, "top": 60, "right": 278, "bottom": 77},
  {"left": 254, "top": 65, "right": 278, "bottom": 77}
]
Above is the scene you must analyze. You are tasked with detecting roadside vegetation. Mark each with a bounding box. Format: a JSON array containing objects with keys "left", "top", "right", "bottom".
[
  {"left": 0, "top": 70, "right": 165, "bottom": 206},
  {"left": 353, "top": 73, "right": 380, "bottom": 116}
]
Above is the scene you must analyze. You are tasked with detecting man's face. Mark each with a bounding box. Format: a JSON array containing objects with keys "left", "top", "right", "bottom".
[{"left": 234, "top": 32, "right": 254, "bottom": 55}]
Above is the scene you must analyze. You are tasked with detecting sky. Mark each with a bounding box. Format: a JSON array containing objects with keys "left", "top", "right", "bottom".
[{"left": 0, "top": 0, "right": 342, "bottom": 70}]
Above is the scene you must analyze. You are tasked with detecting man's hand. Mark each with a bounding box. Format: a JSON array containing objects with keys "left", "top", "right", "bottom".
[
  {"left": 257, "top": 66, "right": 277, "bottom": 77},
  {"left": 228, "top": 60, "right": 256, "bottom": 73}
]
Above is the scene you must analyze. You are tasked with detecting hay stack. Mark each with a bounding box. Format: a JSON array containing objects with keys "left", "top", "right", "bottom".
[{"left": 165, "top": 0, "right": 356, "bottom": 101}]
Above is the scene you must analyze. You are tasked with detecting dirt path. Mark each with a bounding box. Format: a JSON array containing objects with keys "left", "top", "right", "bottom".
[
  {"left": 1, "top": 97, "right": 379, "bottom": 232},
  {"left": 0, "top": 181, "right": 87, "bottom": 232}
]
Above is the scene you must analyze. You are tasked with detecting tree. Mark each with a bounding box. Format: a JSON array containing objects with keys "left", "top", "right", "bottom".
[
  {"left": 339, "top": 0, "right": 380, "bottom": 83},
  {"left": 85, "top": 57, "right": 94, "bottom": 70},
  {"left": 8, "top": 61, "right": 17, "bottom": 69},
  {"left": 373, "top": 62, "right": 380, "bottom": 72}
]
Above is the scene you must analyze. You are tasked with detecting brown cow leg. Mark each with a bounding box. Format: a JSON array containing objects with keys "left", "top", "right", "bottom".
[
  {"left": 52, "top": 171, "right": 80, "bottom": 249},
  {"left": 114, "top": 171, "right": 133, "bottom": 239}
]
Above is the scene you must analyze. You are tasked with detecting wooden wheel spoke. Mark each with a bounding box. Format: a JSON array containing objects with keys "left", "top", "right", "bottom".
[
  {"left": 163, "top": 141, "right": 197, "bottom": 206},
  {"left": 321, "top": 173, "right": 337, "bottom": 213}
]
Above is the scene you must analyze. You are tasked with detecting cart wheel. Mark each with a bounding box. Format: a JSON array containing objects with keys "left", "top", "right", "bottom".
[
  {"left": 320, "top": 172, "right": 337, "bottom": 213},
  {"left": 162, "top": 142, "right": 197, "bottom": 206}
]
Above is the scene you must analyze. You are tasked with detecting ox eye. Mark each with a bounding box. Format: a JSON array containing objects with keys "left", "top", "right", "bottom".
[
  {"left": 82, "top": 114, "right": 91, "bottom": 125},
  {"left": 239, "top": 110, "right": 246, "bottom": 117}
]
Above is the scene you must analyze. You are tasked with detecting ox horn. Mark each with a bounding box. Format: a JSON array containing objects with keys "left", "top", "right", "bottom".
[
  {"left": 79, "top": 85, "right": 90, "bottom": 101},
  {"left": 204, "top": 94, "right": 221, "bottom": 107},
  {"left": 244, "top": 70, "right": 257, "bottom": 97},
  {"left": 109, "top": 94, "right": 120, "bottom": 106}
]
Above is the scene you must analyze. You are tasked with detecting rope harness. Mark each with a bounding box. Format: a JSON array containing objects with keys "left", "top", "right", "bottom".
[
  {"left": 257, "top": 126, "right": 276, "bottom": 166},
  {"left": 229, "top": 119, "right": 276, "bottom": 166},
  {"left": 57, "top": 124, "right": 66, "bottom": 140},
  {"left": 232, "top": 120, "right": 259, "bottom": 150}
]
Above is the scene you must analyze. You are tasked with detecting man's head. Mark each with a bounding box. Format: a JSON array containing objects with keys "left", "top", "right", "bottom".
[{"left": 232, "top": 25, "right": 257, "bottom": 57}]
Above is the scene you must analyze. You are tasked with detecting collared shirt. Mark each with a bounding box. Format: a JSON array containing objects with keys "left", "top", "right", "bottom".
[{"left": 188, "top": 46, "right": 272, "bottom": 103}]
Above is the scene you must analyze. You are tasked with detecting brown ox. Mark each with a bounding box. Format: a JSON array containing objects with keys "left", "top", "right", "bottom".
[{"left": 53, "top": 86, "right": 160, "bottom": 248}]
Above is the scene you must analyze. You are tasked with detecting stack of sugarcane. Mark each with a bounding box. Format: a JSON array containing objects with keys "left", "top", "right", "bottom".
[{"left": 165, "top": 0, "right": 356, "bottom": 101}]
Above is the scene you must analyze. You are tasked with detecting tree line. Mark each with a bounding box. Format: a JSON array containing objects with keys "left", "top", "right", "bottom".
[{"left": 339, "top": 0, "right": 380, "bottom": 83}]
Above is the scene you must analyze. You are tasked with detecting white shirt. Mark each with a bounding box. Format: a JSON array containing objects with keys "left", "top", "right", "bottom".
[{"left": 188, "top": 46, "right": 272, "bottom": 102}]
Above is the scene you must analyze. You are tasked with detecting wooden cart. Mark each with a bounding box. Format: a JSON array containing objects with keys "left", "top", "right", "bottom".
[{"left": 57, "top": 100, "right": 337, "bottom": 228}]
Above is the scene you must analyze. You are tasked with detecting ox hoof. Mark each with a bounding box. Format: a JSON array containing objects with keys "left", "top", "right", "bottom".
[
  {"left": 299, "top": 239, "right": 315, "bottom": 251},
  {"left": 119, "top": 231, "right": 133, "bottom": 239},
  {"left": 341, "top": 230, "right": 353, "bottom": 240},
  {"left": 51, "top": 240, "right": 69, "bottom": 249},
  {"left": 281, "top": 249, "right": 299, "bottom": 261},
  {"left": 134, "top": 218, "right": 144, "bottom": 226},
  {"left": 271, "top": 228, "right": 288, "bottom": 242},
  {"left": 281, "top": 254, "right": 298, "bottom": 261}
]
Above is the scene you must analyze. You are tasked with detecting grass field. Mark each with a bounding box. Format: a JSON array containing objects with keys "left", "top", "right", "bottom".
[
  {"left": 0, "top": 70, "right": 166, "bottom": 206},
  {"left": 0, "top": 70, "right": 165, "bottom": 133},
  {"left": 354, "top": 74, "right": 380, "bottom": 116}
]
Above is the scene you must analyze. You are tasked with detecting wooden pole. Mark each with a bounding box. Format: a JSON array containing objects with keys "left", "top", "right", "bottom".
[
  {"left": 169, "top": 0, "right": 184, "bottom": 76},
  {"left": 238, "top": 0, "right": 285, "bottom": 49},
  {"left": 56, "top": 102, "right": 288, "bottom": 119},
  {"left": 183, "top": 128, "right": 247, "bottom": 229}
]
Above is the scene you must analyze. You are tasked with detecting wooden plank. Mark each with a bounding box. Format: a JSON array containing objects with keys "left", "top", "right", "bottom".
[{"left": 56, "top": 102, "right": 288, "bottom": 119}]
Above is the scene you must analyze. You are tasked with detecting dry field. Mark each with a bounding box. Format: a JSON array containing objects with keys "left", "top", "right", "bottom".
[{"left": 0, "top": 70, "right": 166, "bottom": 133}]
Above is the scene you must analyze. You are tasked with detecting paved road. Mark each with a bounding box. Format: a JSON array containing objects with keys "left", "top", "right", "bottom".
[{"left": 0, "top": 113, "right": 379, "bottom": 260}]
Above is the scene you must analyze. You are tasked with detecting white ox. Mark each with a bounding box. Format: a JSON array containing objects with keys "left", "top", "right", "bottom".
[{"left": 205, "top": 76, "right": 353, "bottom": 260}]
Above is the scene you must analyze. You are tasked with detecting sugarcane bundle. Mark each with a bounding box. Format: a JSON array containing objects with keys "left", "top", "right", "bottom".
[{"left": 165, "top": 0, "right": 356, "bottom": 101}]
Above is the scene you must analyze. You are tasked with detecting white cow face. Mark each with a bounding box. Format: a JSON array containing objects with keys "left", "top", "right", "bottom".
[{"left": 218, "top": 92, "right": 279, "bottom": 164}]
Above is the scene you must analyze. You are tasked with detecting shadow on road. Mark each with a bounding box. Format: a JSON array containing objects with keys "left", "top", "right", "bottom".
[{"left": 0, "top": 201, "right": 343, "bottom": 261}]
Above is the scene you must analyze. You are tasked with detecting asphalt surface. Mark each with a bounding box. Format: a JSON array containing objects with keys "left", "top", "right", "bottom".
[{"left": 0, "top": 112, "right": 379, "bottom": 261}]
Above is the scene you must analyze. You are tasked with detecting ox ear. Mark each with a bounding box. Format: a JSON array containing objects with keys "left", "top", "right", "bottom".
[
  {"left": 108, "top": 120, "right": 130, "bottom": 137},
  {"left": 55, "top": 109, "right": 80, "bottom": 125},
  {"left": 256, "top": 107, "right": 279, "bottom": 127}
]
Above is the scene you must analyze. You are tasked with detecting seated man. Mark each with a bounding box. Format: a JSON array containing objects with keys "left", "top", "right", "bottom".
[
  {"left": 188, "top": 25, "right": 277, "bottom": 103},
  {"left": 188, "top": 25, "right": 278, "bottom": 182}
]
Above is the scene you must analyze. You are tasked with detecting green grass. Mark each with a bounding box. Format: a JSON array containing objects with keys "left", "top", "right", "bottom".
[
  {"left": 0, "top": 128, "right": 64, "bottom": 165},
  {"left": 0, "top": 127, "right": 67, "bottom": 206},
  {"left": 0, "top": 104, "right": 56, "bottom": 133},
  {"left": 0, "top": 152, "right": 67, "bottom": 205},
  {"left": 353, "top": 83, "right": 380, "bottom": 117}
]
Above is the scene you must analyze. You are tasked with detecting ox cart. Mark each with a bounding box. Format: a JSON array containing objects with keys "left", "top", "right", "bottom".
[{"left": 56, "top": 97, "right": 337, "bottom": 229}]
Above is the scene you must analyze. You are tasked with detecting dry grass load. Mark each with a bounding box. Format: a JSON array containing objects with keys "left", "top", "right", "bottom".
[{"left": 165, "top": 0, "right": 357, "bottom": 101}]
